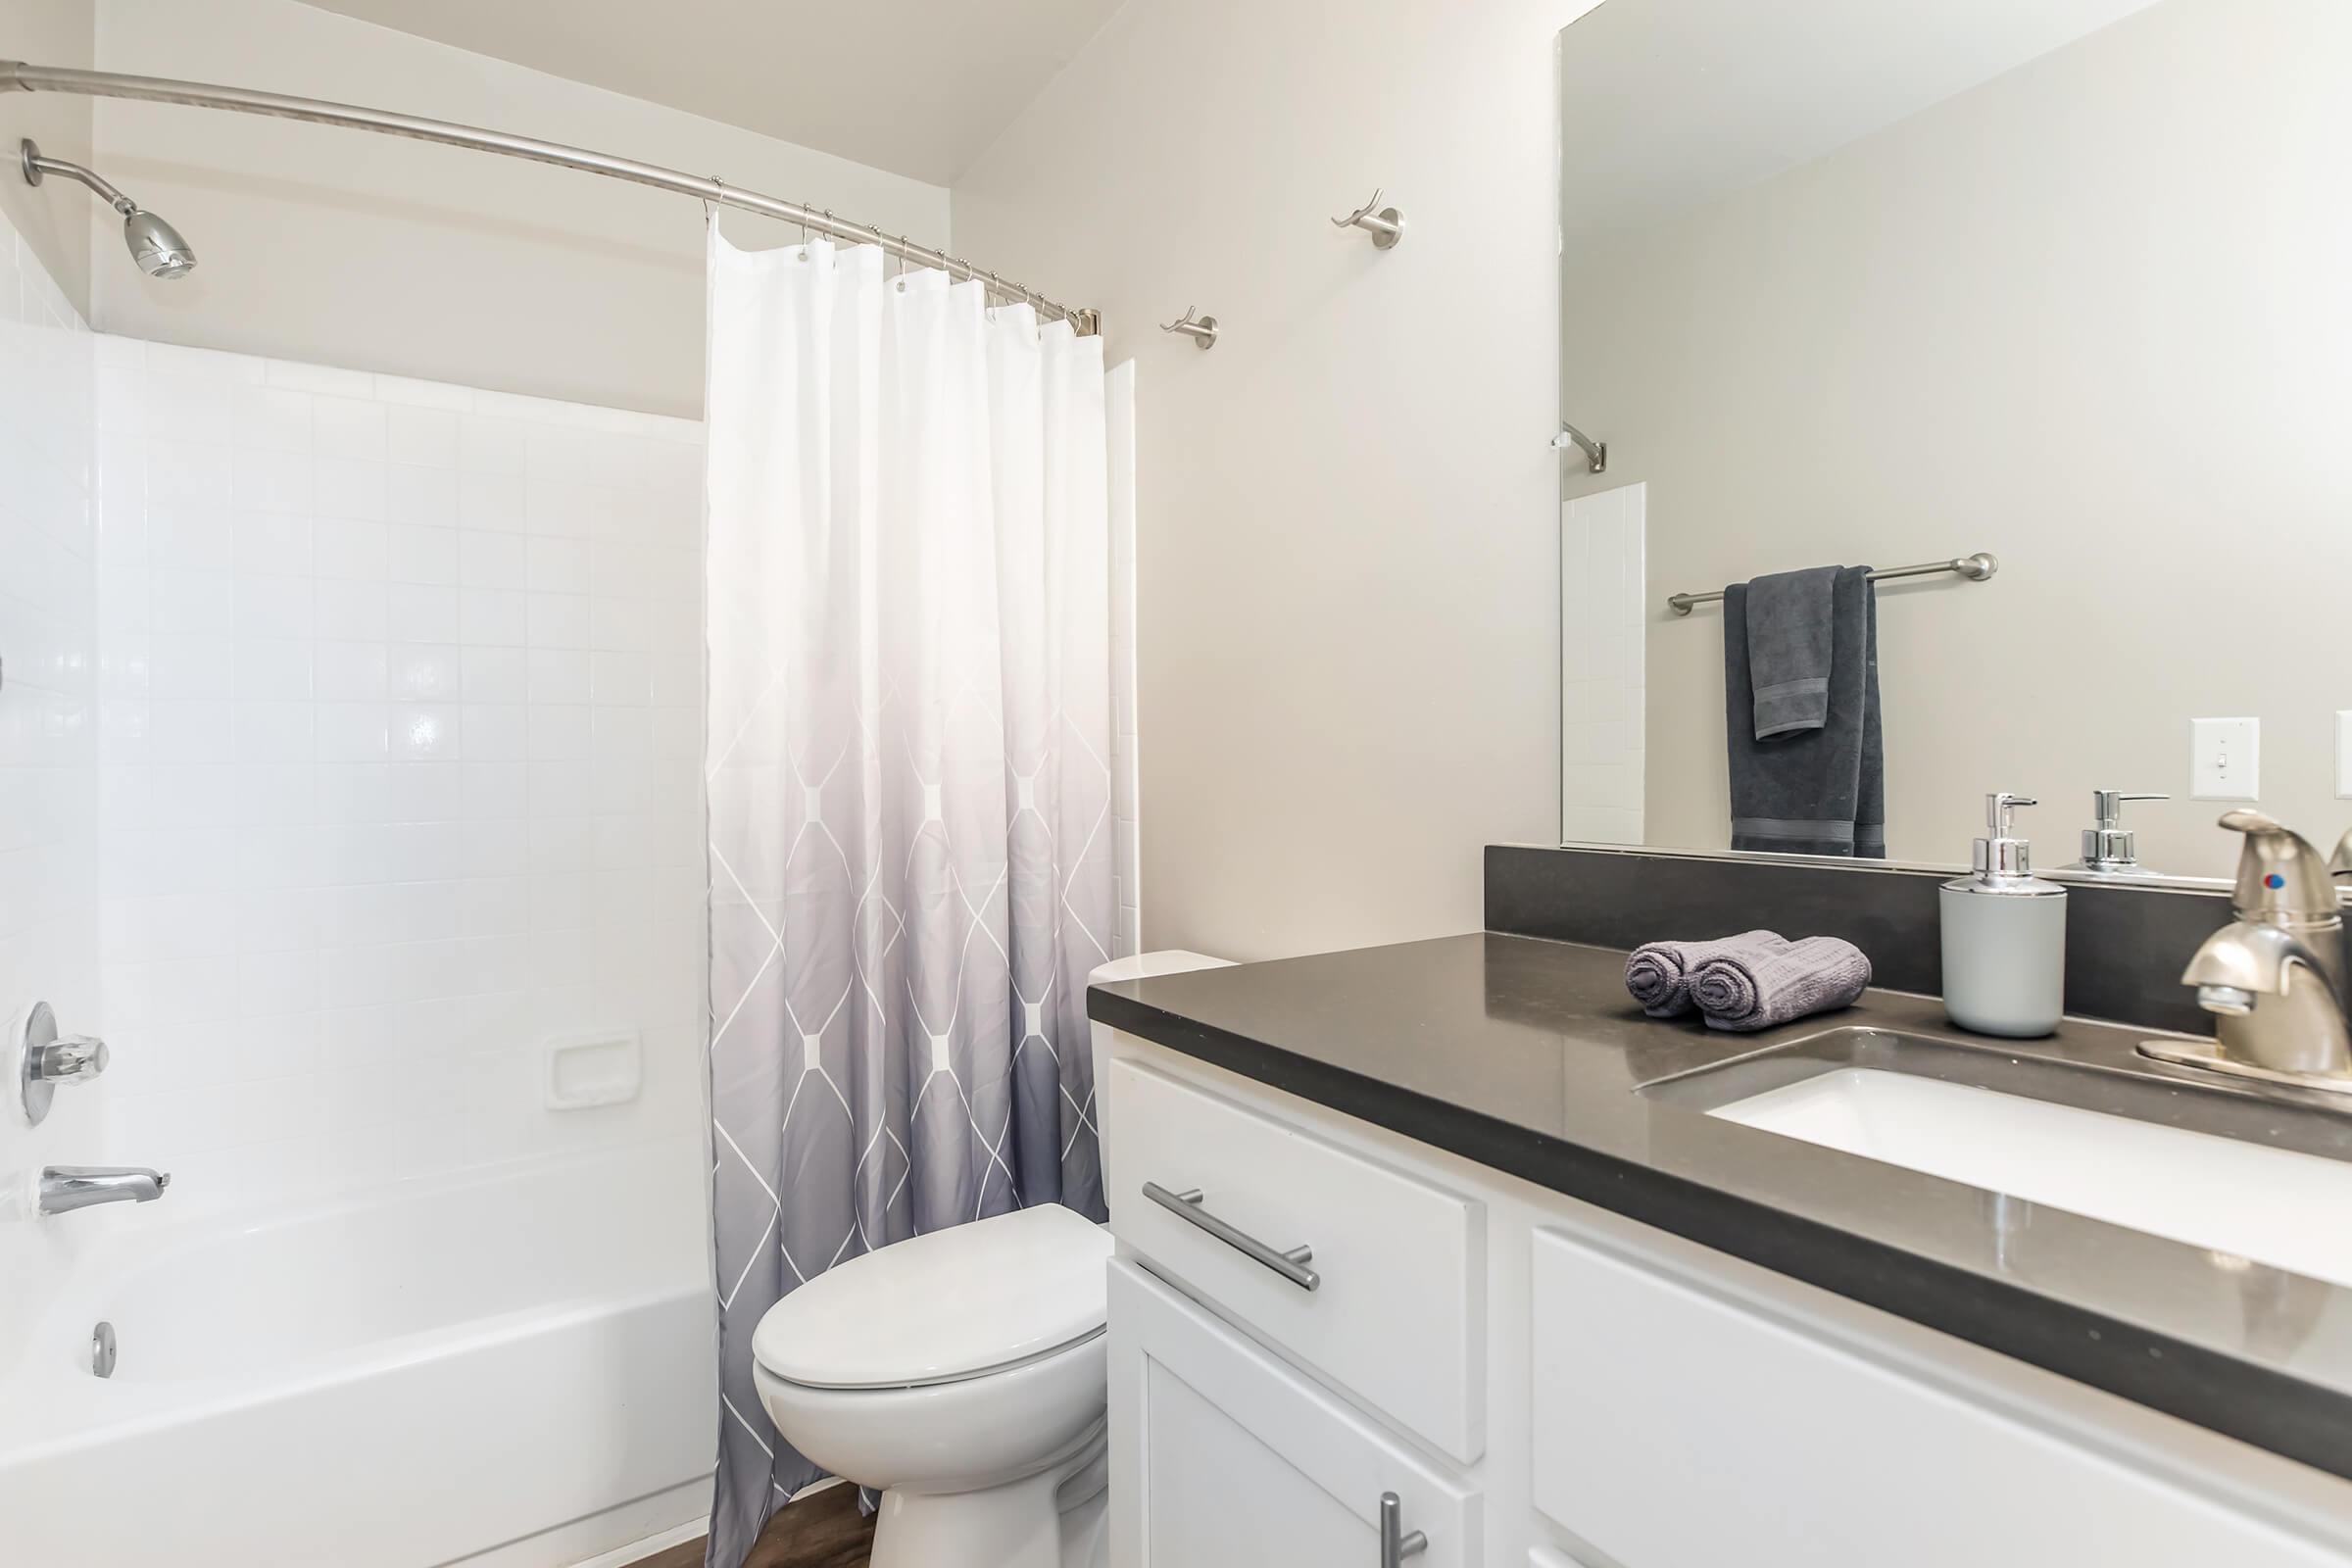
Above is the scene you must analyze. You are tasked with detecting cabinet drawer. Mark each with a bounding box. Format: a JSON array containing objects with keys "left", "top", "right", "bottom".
[
  {"left": 1529, "top": 1227, "right": 2345, "bottom": 1568},
  {"left": 1104, "top": 1058, "right": 1486, "bottom": 1461},
  {"left": 1110, "top": 1258, "right": 1481, "bottom": 1568}
]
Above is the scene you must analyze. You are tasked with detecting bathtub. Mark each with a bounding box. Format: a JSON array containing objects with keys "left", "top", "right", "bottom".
[{"left": 0, "top": 1135, "right": 718, "bottom": 1568}]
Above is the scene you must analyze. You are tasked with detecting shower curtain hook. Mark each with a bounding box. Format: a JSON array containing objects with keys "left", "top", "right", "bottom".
[{"left": 701, "top": 173, "right": 722, "bottom": 225}]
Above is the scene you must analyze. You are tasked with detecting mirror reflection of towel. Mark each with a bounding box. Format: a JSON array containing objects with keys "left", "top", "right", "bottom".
[{"left": 1723, "top": 564, "right": 1883, "bottom": 858}]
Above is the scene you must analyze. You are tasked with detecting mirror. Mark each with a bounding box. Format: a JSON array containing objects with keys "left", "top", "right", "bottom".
[{"left": 1558, "top": 0, "right": 2352, "bottom": 883}]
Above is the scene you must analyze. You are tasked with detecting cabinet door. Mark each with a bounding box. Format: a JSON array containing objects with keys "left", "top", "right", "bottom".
[
  {"left": 1109, "top": 1259, "right": 1479, "bottom": 1568},
  {"left": 1530, "top": 1227, "right": 2352, "bottom": 1568}
]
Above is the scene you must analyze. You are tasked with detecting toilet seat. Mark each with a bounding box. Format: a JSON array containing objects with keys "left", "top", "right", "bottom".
[{"left": 752, "top": 1203, "right": 1112, "bottom": 1391}]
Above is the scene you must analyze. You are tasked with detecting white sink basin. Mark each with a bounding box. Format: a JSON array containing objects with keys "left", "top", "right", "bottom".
[{"left": 1713, "top": 1067, "right": 2352, "bottom": 1288}]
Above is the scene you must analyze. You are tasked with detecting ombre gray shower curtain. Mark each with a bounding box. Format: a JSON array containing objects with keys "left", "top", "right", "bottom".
[{"left": 699, "top": 227, "right": 1117, "bottom": 1566}]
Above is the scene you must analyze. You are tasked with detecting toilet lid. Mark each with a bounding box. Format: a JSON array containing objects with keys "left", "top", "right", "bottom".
[{"left": 752, "top": 1203, "right": 1113, "bottom": 1390}]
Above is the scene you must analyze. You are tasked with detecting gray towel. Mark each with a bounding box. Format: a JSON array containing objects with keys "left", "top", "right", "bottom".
[
  {"left": 1723, "top": 565, "right": 1885, "bottom": 858},
  {"left": 1690, "top": 934, "right": 1873, "bottom": 1033},
  {"left": 1623, "top": 930, "right": 1782, "bottom": 1017},
  {"left": 1744, "top": 566, "right": 1838, "bottom": 738}
]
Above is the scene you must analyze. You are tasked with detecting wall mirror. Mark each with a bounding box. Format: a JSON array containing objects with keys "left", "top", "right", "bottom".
[{"left": 1557, "top": 0, "right": 2352, "bottom": 884}]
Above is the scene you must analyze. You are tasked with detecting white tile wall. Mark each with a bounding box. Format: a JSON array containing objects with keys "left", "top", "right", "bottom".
[
  {"left": 4, "top": 270, "right": 1143, "bottom": 1237},
  {"left": 1561, "top": 483, "right": 1646, "bottom": 846},
  {"left": 93, "top": 340, "right": 708, "bottom": 1214},
  {"left": 1108, "top": 363, "right": 1143, "bottom": 958},
  {"left": 0, "top": 212, "right": 102, "bottom": 1371}
]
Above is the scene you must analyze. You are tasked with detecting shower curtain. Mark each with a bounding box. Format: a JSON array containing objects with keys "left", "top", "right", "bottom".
[{"left": 701, "top": 229, "right": 1117, "bottom": 1566}]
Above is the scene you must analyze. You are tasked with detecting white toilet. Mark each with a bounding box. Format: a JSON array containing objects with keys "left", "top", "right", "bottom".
[
  {"left": 752, "top": 953, "right": 1233, "bottom": 1568},
  {"left": 751, "top": 1202, "right": 1117, "bottom": 1568}
]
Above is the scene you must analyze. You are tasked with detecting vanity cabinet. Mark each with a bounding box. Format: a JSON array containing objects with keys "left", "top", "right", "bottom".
[
  {"left": 1097, "top": 1023, "right": 2352, "bottom": 1568},
  {"left": 1529, "top": 1228, "right": 2346, "bottom": 1568},
  {"left": 1109, "top": 1257, "right": 1481, "bottom": 1567},
  {"left": 1106, "top": 1058, "right": 1487, "bottom": 1461}
]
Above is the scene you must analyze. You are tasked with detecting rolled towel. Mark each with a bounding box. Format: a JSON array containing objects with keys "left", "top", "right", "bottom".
[
  {"left": 1690, "top": 934, "right": 1872, "bottom": 1033},
  {"left": 1623, "top": 930, "right": 1784, "bottom": 1017}
]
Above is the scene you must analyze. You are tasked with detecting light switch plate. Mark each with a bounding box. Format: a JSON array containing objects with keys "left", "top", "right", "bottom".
[
  {"left": 2191, "top": 717, "right": 2259, "bottom": 801},
  {"left": 2337, "top": 711, "right": 2352, "bottom": 800}
]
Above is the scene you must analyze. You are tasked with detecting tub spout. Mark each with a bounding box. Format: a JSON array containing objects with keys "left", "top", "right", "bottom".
[{"left": 39, "top": 1164, "right": 170, "bottom": 1216}]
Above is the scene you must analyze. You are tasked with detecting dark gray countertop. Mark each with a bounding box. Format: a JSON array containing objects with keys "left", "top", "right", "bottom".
[{"left": 1088, "top": 931, "right": 2352, "bottom": 1482}]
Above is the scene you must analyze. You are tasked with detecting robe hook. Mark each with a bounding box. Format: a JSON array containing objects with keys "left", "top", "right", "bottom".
[
  {"left": 1160, "top": 306, "right": 1219, "bottom": 350},
  {"left": 1331, "top": 187, "right": 1404, "bottom": 250}
]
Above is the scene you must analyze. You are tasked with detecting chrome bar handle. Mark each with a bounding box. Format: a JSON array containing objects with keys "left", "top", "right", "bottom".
[
  {"left": 1142, "top": 1181, "right": 1320, "bottom": 1292},
  {"left": 1379, "top": 1492, "right": 1428, "bottom": 1565}
]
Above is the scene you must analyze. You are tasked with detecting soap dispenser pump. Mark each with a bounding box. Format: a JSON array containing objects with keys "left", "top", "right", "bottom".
[{"left": 1940, "top": 792, "right": 2068, "bottom": 1037}]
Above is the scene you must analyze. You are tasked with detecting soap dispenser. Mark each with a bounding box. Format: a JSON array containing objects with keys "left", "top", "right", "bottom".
[
  {"left": 2068, "top": 789, "right": 2169, "bottom": 876},
  {"left": 1940, "top": 793, "right": 2067, "bottom": 1037}
]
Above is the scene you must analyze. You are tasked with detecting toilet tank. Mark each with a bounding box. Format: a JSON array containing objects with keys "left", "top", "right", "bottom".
[{"left": 1086, "top": 953, "right": 1234, "bottom": 1134}]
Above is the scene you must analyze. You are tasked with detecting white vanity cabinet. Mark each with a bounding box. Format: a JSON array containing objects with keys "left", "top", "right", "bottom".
[
  {"left": 1110, "top": 1257, "right": 1481, "bottom": 1567},
  {"left": 1096, "top": 1023, "right": 2352, "bottom": 1568}
]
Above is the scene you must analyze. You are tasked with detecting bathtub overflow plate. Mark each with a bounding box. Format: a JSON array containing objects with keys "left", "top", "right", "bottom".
[{"left": 91, "top": 1321, "right": 117, "bottom": 1379}]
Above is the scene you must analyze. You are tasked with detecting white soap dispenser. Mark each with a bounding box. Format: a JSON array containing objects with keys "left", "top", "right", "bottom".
[{"left": 1939, "top": 792, "right": 2067, "bottom": 1037}]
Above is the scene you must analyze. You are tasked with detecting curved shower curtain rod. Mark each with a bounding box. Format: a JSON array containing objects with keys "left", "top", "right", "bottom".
[{"left": 0, "top": 59, "right": 1101, "bottom": 335}]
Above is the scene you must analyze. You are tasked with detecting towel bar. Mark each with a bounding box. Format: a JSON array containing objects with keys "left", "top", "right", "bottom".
[{"left": 1668, "top": 553, "right": 1997, "bottom": 616}]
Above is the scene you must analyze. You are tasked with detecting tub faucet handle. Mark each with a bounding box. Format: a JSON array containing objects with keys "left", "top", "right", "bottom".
[{"left": 30, "top": 1032, "right": 108, "bottom": 1083}]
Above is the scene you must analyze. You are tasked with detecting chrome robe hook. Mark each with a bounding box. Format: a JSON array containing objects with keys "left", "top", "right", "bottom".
[
  {"left": 1331, "top": 187, "right": 1404, "bottom": 250},
  {"left": 1160, "top": 306, "right": 1219, "bottom": 350}
]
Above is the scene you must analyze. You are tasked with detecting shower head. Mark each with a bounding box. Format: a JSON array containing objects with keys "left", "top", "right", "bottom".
[
  {"left": 122, "top": 207, "right": 195, "bottom": 278},
  {"left": 19, "top": 138, "right": 196, "bottom": 279}
]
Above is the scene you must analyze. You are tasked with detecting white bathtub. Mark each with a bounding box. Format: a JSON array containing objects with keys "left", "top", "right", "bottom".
[{"left": 0, "top": 1135, "right": 718, "bottom": 1568}]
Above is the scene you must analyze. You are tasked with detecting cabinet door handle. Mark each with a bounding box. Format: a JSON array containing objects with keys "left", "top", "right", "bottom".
[
  {"left": 1142, "top": 1181, "right": 1320, "bottom": 1292},
  {"left": 1379, "top": 1492, "right": 1428, "bottom": 1565}
]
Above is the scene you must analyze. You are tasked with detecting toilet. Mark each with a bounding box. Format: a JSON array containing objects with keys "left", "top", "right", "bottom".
[
  {"left": 751, "top": 1202, "right": 1117, "bottom": 1568},
  {"left": 751, "top": 952, "right": 1233, "bottom": 1568}
]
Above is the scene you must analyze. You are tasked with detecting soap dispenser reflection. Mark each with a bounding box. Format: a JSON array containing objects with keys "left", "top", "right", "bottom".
[{"left": 1940, "top": 793, "right": 2067, "bottom": 1038}]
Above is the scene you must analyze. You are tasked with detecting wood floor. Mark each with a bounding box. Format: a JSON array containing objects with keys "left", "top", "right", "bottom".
[{"left": 633, "top": 1484, "right": 874, "bottom": 1568}]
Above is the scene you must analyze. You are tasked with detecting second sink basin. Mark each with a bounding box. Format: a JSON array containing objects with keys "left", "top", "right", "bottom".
[{"left": 1641, "top": 1026, "right": 2352, "bottom": 1288}]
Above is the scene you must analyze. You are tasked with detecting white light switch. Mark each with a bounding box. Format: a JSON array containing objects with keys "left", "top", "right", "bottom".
[
  {"left": 2337, "top": 711, "right": 2352, "bottom": 799},
  {"left": 2191, "top": 717, "right": 2259, "bottom": 801}
]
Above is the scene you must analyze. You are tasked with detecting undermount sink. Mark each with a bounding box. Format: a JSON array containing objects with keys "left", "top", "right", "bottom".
[{"left": 1641, "top": 1027, "right": 2352, "bottom": 1289}]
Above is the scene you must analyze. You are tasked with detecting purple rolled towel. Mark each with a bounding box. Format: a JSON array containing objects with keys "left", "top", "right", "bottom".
[
  {"left": 1623, "top": 931, "right": 1783, "bottom": 1018},
  {"left": 1690, "top": 934, "right": 1872, "bottom": 1033}
]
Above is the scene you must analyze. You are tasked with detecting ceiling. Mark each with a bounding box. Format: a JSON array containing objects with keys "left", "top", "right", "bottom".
[{"left": 298, "top": 0, "right": 1129, "bottom": 184}]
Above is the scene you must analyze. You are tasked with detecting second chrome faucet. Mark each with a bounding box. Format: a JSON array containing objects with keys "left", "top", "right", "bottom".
[{"left": 2142, "top": 809, "right": 2352, "bottom": 1093}]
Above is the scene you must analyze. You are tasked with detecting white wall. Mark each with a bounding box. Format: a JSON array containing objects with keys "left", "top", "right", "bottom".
[
  {"left": 1566, "top": 0, "right": 2352, "bottom": 877},
  {"left": 91, "top": 339, "right": 707, "bottom": 1212},
  {"left": 86, "top": 0, "right": 953, "bottom": 418},
  {"left": 0, "top": 0, "right": 97, "bottom": 317},
  {"left": 0, "top": 208, "right": 100, "bottom": 1377},
  {"left": 953, "top": 0, "right": 1601, "bottom": 960}
]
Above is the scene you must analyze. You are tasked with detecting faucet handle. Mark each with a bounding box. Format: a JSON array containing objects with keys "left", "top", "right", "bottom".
[
  {"left": 30, "top": 1033, "right": 108, "bottom": 1083},
  {"left": 2332, "top": 829, "right": 2352, "bottom": 881},
  {"left": 2217, "top": 810, "right": 2337, "bottom": 921}
]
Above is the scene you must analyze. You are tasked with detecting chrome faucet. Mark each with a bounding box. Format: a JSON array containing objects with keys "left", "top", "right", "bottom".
[
  {"left": 38, "top": 1165, "right": 171, "bottom": 1216},
  {"left": 2142, "top": 810, "right": 2352, "bottom": 1093}
]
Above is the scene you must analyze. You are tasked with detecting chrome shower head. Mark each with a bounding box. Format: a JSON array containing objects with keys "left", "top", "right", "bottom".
[
  {"left": 122, "top": 207, "right": 195, "bottom": 278},
  {"left": 19, "top": 138, "right": 196, "bottom": 279}
]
